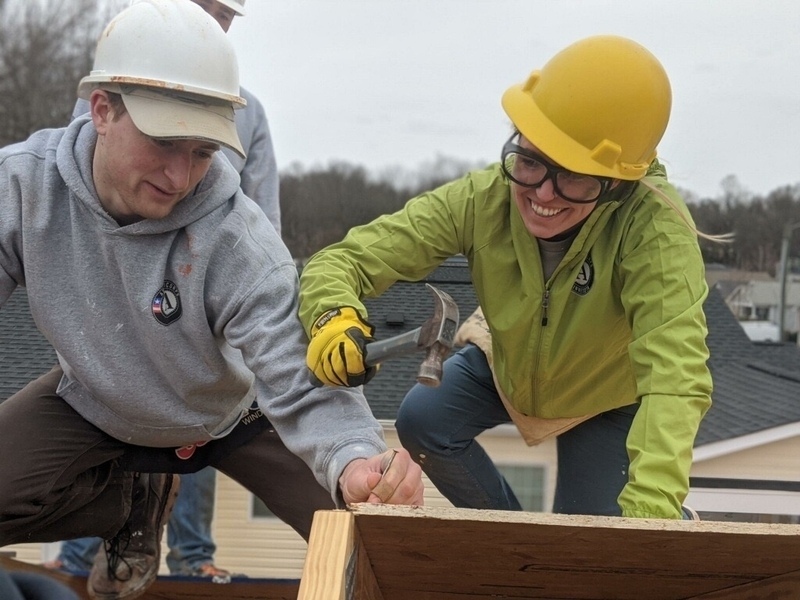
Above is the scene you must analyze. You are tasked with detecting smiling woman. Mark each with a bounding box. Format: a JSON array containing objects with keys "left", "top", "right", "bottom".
[{"left": 299, "top": 34, "right": 719, "bottom": 524}]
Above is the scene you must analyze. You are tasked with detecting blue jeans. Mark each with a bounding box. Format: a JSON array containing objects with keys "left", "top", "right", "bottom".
[
  {"left": 0, "top": 567, "right": 79, "bottom": 600},
  {"left": 58, "top": 467, "right": 217, "bottom": 574},
  {"left": 165, "top": 466, "right": 216, "bottom": 574},
  {"left": 57, "top": 536, "right": 99, "bottom": 573},
  {"left": 396, "top": 344, "right": 636, "bottom": 516}
]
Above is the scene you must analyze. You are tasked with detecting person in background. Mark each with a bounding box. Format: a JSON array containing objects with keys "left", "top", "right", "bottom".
[
  {"left": 299, "top": 35, "right": 722, "bottom": 521},
  {"left": 0, "top": 3, "right": 423, "bottom": 600},
  {"left": 186, "top": 0, "right": 281, "bottom": 235},
  {"left": 48, "top": 0, "right": 280, "bottom": 581}
]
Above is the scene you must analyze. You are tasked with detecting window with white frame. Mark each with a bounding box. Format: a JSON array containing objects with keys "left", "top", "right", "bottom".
[
  {"left": 497, "top": 463, "right": 546, "bottom": 512},
  {"left": 252, "top": 496, "right": 275, "bottom": 519}
]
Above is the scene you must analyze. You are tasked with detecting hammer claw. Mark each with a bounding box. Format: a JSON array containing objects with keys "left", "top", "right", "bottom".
[{"left": 364, "top": 283, "right": 459, "bottom": 387}]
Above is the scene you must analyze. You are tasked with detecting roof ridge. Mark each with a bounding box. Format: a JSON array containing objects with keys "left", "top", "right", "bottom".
[{"left": 746, "top": 360, "right": 800, "bottom": 384}]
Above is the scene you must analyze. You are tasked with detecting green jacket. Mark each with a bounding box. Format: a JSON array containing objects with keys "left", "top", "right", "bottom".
[{"left": 299, "top": 161, "right": 712, "bottom": 519}]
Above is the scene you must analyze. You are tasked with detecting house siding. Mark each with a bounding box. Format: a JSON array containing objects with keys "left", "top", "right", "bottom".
[{"left": 692, "top": 436, "right": 800, "bottom": 480}]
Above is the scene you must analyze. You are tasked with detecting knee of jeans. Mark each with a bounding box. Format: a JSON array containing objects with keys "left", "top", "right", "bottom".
[
  {"left": 396, "top": 391, "right": 442, "bottom": 456},
  {"left": 395, "top": 395, "right": 421, "bottom": 439}
]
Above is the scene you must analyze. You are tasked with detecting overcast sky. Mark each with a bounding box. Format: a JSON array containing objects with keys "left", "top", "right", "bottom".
[{"left": 226, "top": 0, "right": 800, "bottom": 199}]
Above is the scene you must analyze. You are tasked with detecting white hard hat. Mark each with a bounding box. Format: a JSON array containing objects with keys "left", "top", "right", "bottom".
[
  {"left": 78, "top": 0, "right": 246, "bottom": 157},
  {"left": 216, "top": 0, "right": 245, "bottom": 16}
]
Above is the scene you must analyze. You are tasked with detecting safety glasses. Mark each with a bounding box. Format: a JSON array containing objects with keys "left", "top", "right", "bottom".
[{"left": 500, "top": 134, "right": 614, "bottom": 203}]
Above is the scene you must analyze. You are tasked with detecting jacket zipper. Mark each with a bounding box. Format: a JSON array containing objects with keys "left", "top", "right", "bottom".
[{"left": 541, "top": 288, "right": 550, "bottom": 326}]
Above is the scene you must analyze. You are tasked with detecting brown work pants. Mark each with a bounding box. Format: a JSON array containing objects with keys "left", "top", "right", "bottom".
[{"left": 0, "top": 366, "right": 334, "bottom": 548}]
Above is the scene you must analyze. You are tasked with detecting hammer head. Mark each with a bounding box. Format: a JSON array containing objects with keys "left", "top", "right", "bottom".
[
  {"left": 363, "top": 283, "right": 460, "bottom": 386},
  {"left": 415, "top": 283, "right": 459, "bottom": 386}
]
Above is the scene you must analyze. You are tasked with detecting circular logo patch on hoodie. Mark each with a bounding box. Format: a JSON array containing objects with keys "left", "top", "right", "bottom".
[
  {"left": 572, "top": 254, "right": 594, "bottom": 296},
  {"left": 152, "top": 280, "right": 183, "bottom": 325}
]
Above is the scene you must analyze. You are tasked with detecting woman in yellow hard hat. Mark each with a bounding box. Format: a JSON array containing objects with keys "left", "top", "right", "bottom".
[{"left": 299, "top": 35, "right": 721, "bottom": 519}]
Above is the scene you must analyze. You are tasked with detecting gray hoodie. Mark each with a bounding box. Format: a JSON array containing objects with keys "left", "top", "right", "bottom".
[{"left": 0, "top": 117, "right": 385, "bottom": 497}]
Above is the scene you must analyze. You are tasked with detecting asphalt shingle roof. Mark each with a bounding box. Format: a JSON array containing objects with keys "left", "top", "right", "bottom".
[
  {"left": 361, "top": 257, "right": 479, "bottom": 419},
  {"left": 4, "top": 257, "right": 800, "bottom": 448},
  {"left": 700, "top": 284, "right": 800, "bottom": 445},
  {"left": 0, "top": 289, "right": 57, "bottom": 401}
]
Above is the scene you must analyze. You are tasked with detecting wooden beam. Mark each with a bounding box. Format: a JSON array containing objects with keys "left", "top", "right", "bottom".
[
  {"left": 297, "top": 509, "right": 385, "bottom": 600},
  {"left": 351, "top": 525, "right": 384, "bottom": 600},
  {"left": 313, "top": 504, "right": 800, "bottom": 600},
  {"left": 297, "top": 510, "right": 355, "bottom": 600}
]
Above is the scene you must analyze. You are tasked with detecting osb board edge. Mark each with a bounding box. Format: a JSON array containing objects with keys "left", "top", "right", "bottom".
[{"left": 348, "top": 503, "right": 800, "bottom": 536}]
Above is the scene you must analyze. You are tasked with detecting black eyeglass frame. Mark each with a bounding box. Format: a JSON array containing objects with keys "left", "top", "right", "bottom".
[{"left": 500, "top": 134, "right": 615, "bottom": 204}]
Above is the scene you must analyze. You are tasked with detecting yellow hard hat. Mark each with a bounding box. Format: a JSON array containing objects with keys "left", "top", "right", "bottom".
[{"left": 501, "top": 35, "right": 672, "bottom": 181}]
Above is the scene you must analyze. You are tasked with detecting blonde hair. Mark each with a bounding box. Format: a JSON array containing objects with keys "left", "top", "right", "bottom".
[{"left": 639, "top": 177, "right": 733, "bottom": 243}]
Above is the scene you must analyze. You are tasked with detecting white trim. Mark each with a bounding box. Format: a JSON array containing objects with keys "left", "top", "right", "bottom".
[
  {"left": 494, "top": 461, "right": 549, "bottom": 512},
  {"left": 694, "top": 422, "right": 800, "bottom": 461},
  {"left": 486, "top": 424, "right": 524, "bottom": 437},
  {"left": 686, "top": 487, "right": 800, "bottom": 516}
]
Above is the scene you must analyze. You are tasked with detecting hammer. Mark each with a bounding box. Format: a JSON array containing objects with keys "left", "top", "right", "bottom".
[{"left": 365, "top": 283, "right": 459, "bottom": 387}]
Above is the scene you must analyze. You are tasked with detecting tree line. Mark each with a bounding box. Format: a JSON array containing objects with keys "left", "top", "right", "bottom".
[
  {"left": 0, "top": 0, "right": 123, "bottom": 147},
  {"left": 3, "top": 0, "right": 800, "bottom": 273},
  {"left": 689, "top": 178, "right": 800, "bottom": 274},
  {"left": 280, "top": 163, "right": 800, "bottom": 273},
  {"left": 279, "top": 157, "right": 485, "bottom": 259}
]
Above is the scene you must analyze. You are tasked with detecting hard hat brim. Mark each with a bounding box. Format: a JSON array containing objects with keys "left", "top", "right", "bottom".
[{"left": 121, "top": 88, "right": 246, "bottom": 159}]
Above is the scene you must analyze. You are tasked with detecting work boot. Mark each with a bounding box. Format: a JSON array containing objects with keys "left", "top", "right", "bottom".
[
  {"left": 87, "top": 473, "right": 180, "bottom": 600},
  {"left": 682, "top": 504, "right": 701, "bottom": 521}
]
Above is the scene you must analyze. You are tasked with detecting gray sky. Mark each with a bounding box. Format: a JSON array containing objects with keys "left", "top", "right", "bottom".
[{"left": 227, "top": 0, "right": 800, "bottom": 199}]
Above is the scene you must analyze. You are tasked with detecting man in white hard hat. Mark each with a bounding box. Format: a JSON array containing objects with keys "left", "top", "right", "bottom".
[
  {"left": 72, "top": 0, "right": 279, "bottom": 234},
  {"left": 0, "top": 2, "right": 424, "bottom": 600},
  {"left": 54, "top": 0, "right": 279, "bottom": 581}
]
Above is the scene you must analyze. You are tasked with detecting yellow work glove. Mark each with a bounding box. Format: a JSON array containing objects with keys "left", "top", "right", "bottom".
[{"left": 307, "top": 307, "right": 378, "bottom": 387}]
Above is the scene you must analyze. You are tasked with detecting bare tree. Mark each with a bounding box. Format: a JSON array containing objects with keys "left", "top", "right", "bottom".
[
  {"left": 376, "top": 154, "right": 489, "bottom": 197},
  {"left": 280, "top": 161, "right": 409, "bottom": 259},
  {"left": 0, "top": 0, "right": 124, "bottom": 146}
]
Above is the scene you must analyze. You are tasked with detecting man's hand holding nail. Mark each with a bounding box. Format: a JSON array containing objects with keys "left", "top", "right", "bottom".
[{"left": 338, "top": 448, "right": 424, "bottom": 506}]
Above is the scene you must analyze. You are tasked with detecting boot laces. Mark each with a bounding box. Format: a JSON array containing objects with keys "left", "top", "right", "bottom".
[{"left": 105, "top": 523, "right": 134, "bottom": 582}]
